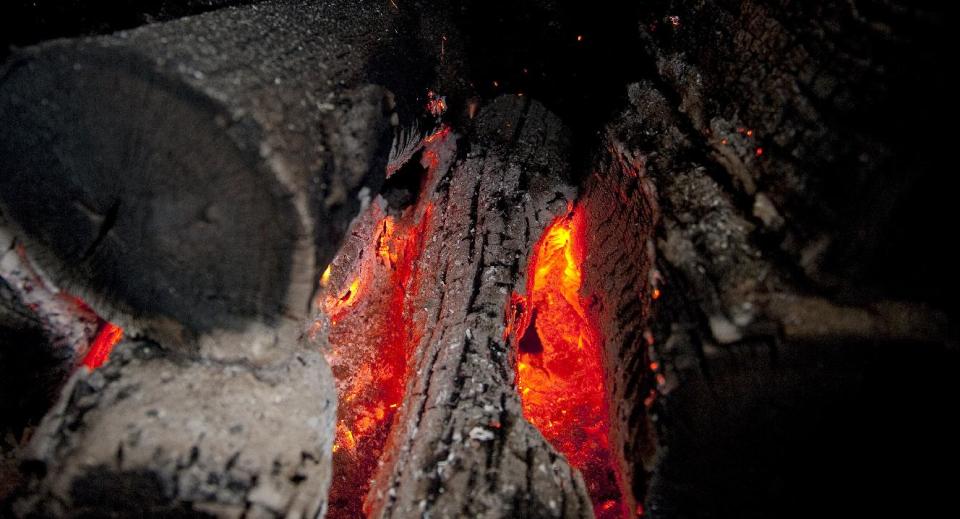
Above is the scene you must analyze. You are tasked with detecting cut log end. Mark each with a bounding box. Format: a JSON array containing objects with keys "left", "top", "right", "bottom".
[{"left": 0, "top": 44, "right": 392, "bottom": 337}]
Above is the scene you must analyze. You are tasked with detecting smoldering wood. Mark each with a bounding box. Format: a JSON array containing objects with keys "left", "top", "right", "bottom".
[
  {"left": 579, "top": 141, "right": 660, "bottom": 510},
  {"left": 314, "top": 96, "right": 594, "bottom": 518},
  {"left": 378, "top": 97, "right": 591, "bottom": 518},
  {"left": 0, "top": 0, "right": 452, "bottom": 342},
  {"left": 1, "top": 0, "right": 956, "bottom": 517},
  {"left": 601, "top": 52, "right": 954, "bottom": 519},
  {"left": 11, "top": 338, "right": 337, "bottom": 517},
  {"left": 0, "top": 223, "right": 101, "bottom": 364}
]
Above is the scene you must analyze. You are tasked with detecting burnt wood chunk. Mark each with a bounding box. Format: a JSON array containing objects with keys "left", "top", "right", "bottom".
[
  {"left": 0, "top": 0, "right": 446, "bottom": 339},
  {"left": 12, "top": 338, "right": 337, "bottom": 517}
]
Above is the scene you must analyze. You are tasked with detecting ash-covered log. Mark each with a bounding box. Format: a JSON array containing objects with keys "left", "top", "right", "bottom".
[
  {"left": 12, "top": 337, "right": 337, "bottom": 517},
  {"left": 0, "top": 0, "right": 456, "bottom": 344}
]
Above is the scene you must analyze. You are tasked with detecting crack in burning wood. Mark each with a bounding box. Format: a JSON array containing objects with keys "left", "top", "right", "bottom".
[
  {"left": 317, "top": 130, "right": 449, "bottom": 518},
  {"left": 509, "top": 203, "right": 629, "bottom": 519}
]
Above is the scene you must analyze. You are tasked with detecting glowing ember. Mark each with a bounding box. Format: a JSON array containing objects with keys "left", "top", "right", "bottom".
[
  {"left": 325, "top": 206, "right": 432, "bottom": 517},
  {"left": 511, "top": 204, "right": 628, "bottom": 519},
  {"left": 426, "top": 90, "right": 447, "bottom": 118},
  {"left": 323, "top": 130, "right": 451, "bottom": 517},
  {"left": 82, "top": 322, "right": 123, "bottom": 370},
  {"left": 423, "top": 124, "right": 452, "bottom": 144}
]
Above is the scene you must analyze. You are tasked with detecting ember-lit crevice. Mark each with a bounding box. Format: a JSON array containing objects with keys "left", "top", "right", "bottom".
[
  {"left": 81, "top": 322, "right": 124, "bottom": 370},
  {"left": 320, "top": 130, "right": 449, "bottom": 518},
  {"left": 510, "top": 203, "right": 628, "bottom": 519},
  {"left": 1, "top": 243, "right": 123, "bottom": 371}
]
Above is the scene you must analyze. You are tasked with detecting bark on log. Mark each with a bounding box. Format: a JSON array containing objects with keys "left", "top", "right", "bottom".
[
  {"left": 10, "top": 337, "right": 337, "bottom": 517},
  {"left": 377, "top": 97, "right": 591, "bottom": 518},
  {"left": 580, "top": 139, "right": 660, "bottom": 511},
  {"left": 635, "top": 0, "right": 954, "bottom": 302},
  {"left": 601, "top": 73, "right": 956, "bottom": 519},
  {"left": 0, "top": 0, "right": 452, "bottom": 343}
]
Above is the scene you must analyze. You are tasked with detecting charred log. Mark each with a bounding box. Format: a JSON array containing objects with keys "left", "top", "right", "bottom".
[
  {"left": 634, "top": 0, "right": 955, "bottom": 305},
  {"left": 0, "top": 0, "right": 453, "bottom": 343},
  {"left": 602, "top": 55, "right": 956, "bottom": 519}
]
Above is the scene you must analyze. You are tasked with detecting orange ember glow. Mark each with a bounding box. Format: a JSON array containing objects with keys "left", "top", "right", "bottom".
[
  {"left": 423, "top": 124, "right": 452, "bottom": 144},
  {"left": 325, "top": 206, "right": 432, "bottom": 517},
  {"left": 512, "top": 204, "right": 628, "bottom": 519},
  {"left": 425, "top": 90, "right": 448, "bottom": 118},
  {"left": 82, "top": 322, "right": 123, "bottom": 370},
  {"left": 324, "top": 131, "right": 451, "bottom": 517}
]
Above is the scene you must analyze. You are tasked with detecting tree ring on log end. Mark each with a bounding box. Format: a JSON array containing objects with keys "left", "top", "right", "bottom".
[{"left": 0, "top": 47, "right": 301, "bottom": 334}]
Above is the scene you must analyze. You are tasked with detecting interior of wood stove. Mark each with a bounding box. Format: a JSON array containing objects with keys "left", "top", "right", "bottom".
[{"left": 2, "top": 1, "right": 958, "bottom": 519}]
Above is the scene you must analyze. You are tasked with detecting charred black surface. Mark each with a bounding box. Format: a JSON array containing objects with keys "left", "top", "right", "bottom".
[
  {"left": 1, "top": 1, "right": 258, "bottom": 58},
  {"left": 0, "top": 0, "right": 459, "bottom": 338}
]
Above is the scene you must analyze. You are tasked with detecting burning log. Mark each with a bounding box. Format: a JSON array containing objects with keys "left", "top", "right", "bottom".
[
  {"left": 312, "top": 96, "right": 601, "bottom": 518},
  {"left": 0, "top": 0, "right": 462, "bottom": 513},
  {"left": 0, "top": 0, "right": 451, "bottom": 344}
]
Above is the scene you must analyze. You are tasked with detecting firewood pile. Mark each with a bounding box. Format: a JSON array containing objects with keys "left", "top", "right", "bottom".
[{"left": 1, "top": 1, "right": 955, "bottom": 518}]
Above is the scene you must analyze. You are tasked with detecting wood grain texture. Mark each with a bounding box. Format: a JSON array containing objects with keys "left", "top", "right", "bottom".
[{"left": 0, "top": 0, "right": 451, "bottom": 341}]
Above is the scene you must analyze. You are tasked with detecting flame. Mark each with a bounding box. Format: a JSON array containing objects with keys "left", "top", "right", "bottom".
[
  {"left": 512, "top": 204, "right": 628, "bottom": 519},
  {"left": 82, "top": 322, "right": 123, "bottom": 370},
  {"left": 321, "top": 264, "right": 333, "bottom": 287}
]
